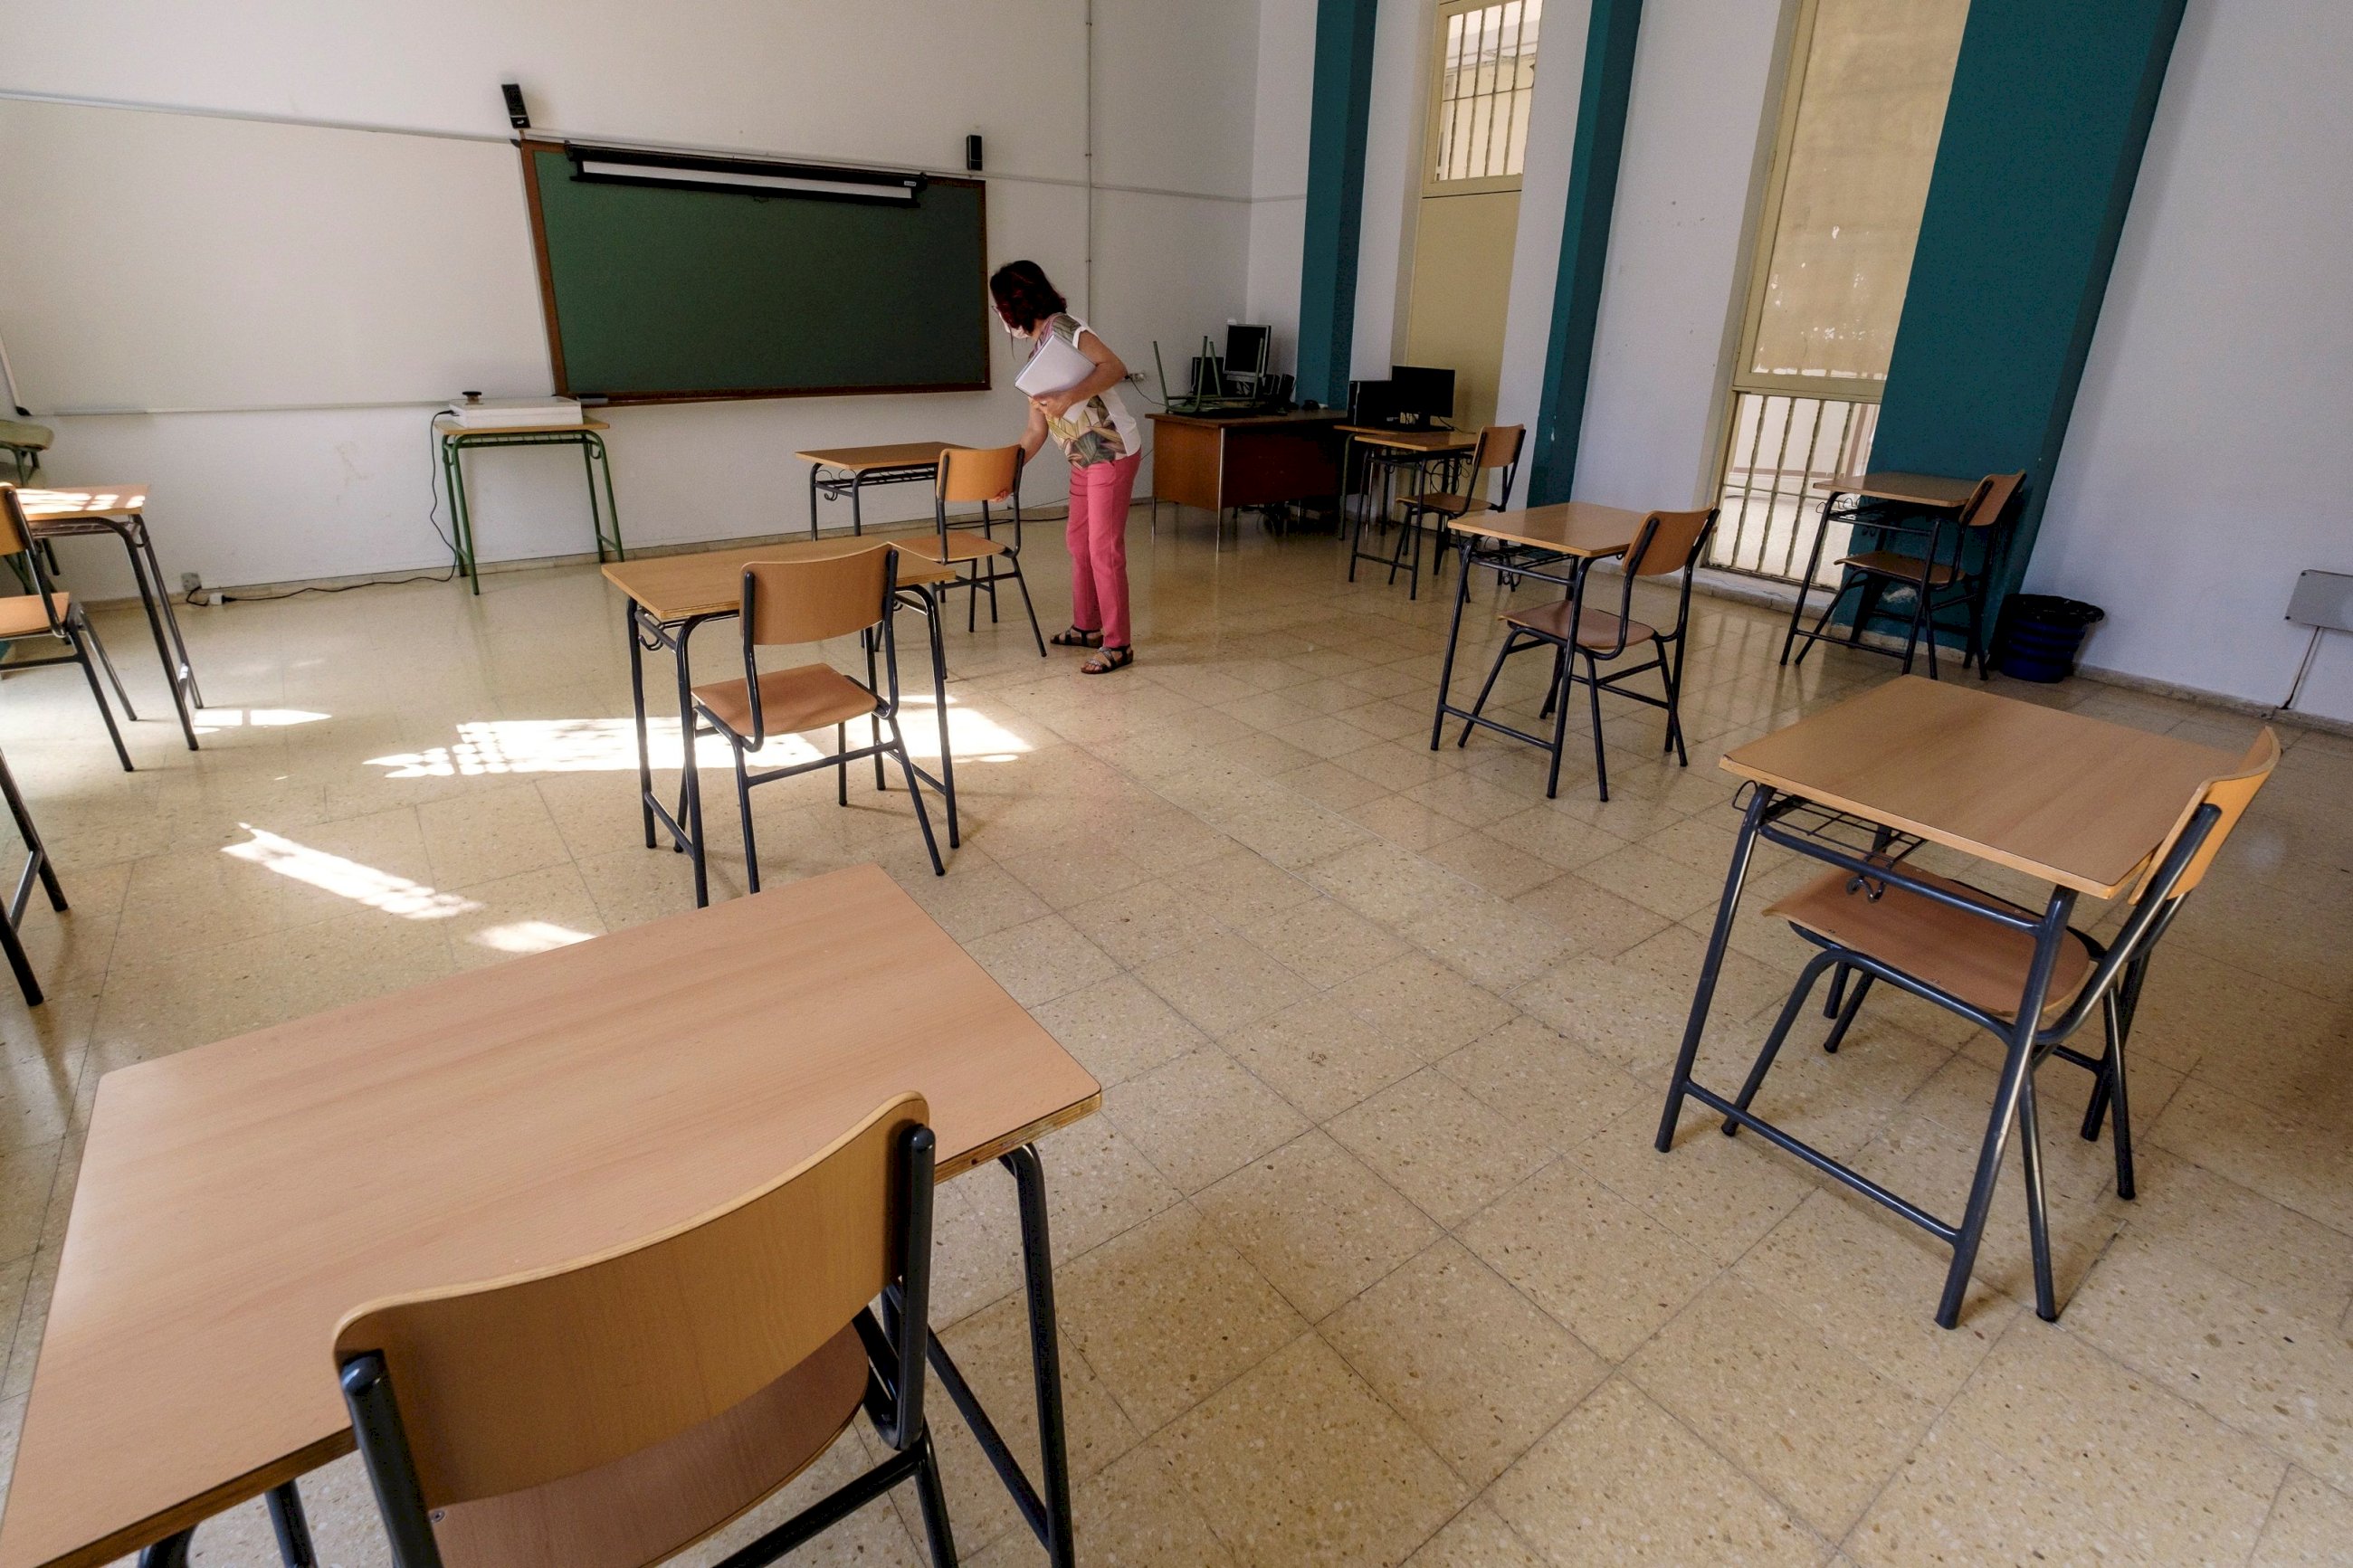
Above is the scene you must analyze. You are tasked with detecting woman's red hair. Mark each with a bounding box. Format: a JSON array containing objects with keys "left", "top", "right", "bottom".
[{"left": 989, "top": 260, "right": 1067, "bottom": 333}]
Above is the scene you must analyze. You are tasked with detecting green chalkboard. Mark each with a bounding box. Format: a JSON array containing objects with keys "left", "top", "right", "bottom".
[{"left": 521, "top": 145, "right": 990, "bottom": 402}]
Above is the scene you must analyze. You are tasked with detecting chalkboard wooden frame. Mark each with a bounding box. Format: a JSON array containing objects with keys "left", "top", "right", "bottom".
[{"left": 518, "top": 139, "right": 993, "bottom": 404}]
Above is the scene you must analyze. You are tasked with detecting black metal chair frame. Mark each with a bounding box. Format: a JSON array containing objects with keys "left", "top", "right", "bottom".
[
  {"left": 26, "top": 506, "right": 205, "bottom": 751},
  {"left": 1780, "top": 489, "right": 2007, "bottom": 681},
  {"left": 692, "top": 552, "right": 945, "bottom": 893},
  {"left": 1345, "top": 440, "right": 1477, "bottom": 602},
  {"left": 930, "top": 459, "right": 1048, "bottom": 659},
  {"left": 0, "top": 746, "right": 67, "bottom": 1006},
  {"left": 1452, "top": 511, "right": 1714, "bottom": 802},
  {"left": 1407, "top": 432, "right": 1524, "bottom": 595},
  {"left": 338, "top": 1121, "right": 960, "bottom": 1568},
  {"left": 1, "top": 489, "right": 138, "bottom": 771},
  {"left": 1659, "top": 787, "right": 2227, "bottom": 1327}
]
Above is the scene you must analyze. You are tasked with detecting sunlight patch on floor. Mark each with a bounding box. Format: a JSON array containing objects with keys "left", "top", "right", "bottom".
[{"left": 224, "top": 825, "right": 480, "bottom": 918}]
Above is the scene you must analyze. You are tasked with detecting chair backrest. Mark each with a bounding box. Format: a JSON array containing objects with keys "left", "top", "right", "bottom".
[
  {"left": 1624, "top": 508, "right": 1716, "bottom": 577},
  {"left": 935, "top": 445, "right": 1022, "bottom": 506},
  {"left": 0, "top": 484, "right": 33, "bottom": 557},
  {"left": 2131, "top": 728, "right": 2280, "bottom": 904},
  {"left": 1963, "top": 470, "right": 2025, "bottom": 531},
  {"left": 333, "top": 1092, "right": 929, "bottom": 1509},
  {"left": 741, "top": 544, "right": 894, "bottom": 648},
  {"left": 1473, "top": 425, "right": 1525, "bottom": 472}
]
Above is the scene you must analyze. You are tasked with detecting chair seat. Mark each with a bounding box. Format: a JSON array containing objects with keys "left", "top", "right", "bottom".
[
  {"left": 0, "top": 593, "right": 71, "bottom": 639},
  {"left": 1836, "top": 549, "right": 1960, "bottom": 588},
  {"left": 899, "top": 530, "right": 1010, "bottom": 565},
  {"left": 1400, "top": 491, "right": 1478, "bottom": 518},
  {"left": 1767, "top": 863, "right": 2095, "bottom": 1022},
  {"left": 692, "top": 663, "right": 878, "bottom": 744},
  {"left": 433, "top": 1322, "right": 869, "bottom": 1568},
  {"left": 1500, "top": 600, "right": 1658, "bottom": 651}
]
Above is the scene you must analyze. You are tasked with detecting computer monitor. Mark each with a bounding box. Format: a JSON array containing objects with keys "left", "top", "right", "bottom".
[
  {"left": 1224, "top": 322, "right": 1272, "bottom": 380},
  {"left": 1390, "top": 365, "right": 1456, "bottom": 426},
  {"left": 1348, "top": 378, "right": 1401, "bottom": 427}
]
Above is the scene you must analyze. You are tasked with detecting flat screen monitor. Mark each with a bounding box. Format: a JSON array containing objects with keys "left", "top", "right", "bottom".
[
  {"left": 1224, "top": 322, "right": 1272, "bottom": 377},
  {"left": 1348, "top": 378, "right": 1400, "bottom": 426},
  {"left": 1390, "top": 365, "right": 1456, "bottom": 424}
]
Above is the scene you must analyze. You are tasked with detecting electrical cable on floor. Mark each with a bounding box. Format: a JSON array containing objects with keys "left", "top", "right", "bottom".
[{"left": 182, "top": 410, "right": 462, "bottom": 605}]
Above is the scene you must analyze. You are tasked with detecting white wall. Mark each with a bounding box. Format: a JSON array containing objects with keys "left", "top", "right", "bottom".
[
  {"left": 1492, "top": 0, "right": 1592, "bottom": 432},
  {"left": 2026, "top": 0, "right": 2353, "bottom": 723},
  {"left": 1348, "top": 0, "right": 1428, "bottom": 379},
  {"left": 0, "top": 0, "right": 1259, "bottom": 594},
  {"left": 1244, "top": 0, "right": 1315, "bottom": 371}
]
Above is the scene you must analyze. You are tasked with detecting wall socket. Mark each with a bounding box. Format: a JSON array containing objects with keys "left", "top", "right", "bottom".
[{"left": 179, "top": 572, "right": 201, "bottom": 594}]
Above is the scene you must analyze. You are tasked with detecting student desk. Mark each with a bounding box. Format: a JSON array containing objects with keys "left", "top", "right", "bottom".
[
  {"left": 1146, "top": 409, "right": 1347, "bottom": 546},
  {"left": 1426, "top": 500, "right": 1648, "bottom": 752},
  {"left": 13, "top": 485, "right": 203, "bottom": 751},
  {"left": 1338, "top": 425, "right": 1476, "bottom": 527},
  {"left": 1785, "top": 469, "right": 1983, "bottom": 665},
  {"left": 1657, "top": 677, "right": 2242, "bottom": 1326},
  {"left": 797, "top": 442, "right": 967, "bottom": 538},
  {"left": 0, "top": 863, "right": 1101, "bottom": 1568},
  {"left": 602, "top": 539, "right": 960, "bottom": 908},
  {"left": 433, "top": 416, "right": 624, "bottom": 595}
]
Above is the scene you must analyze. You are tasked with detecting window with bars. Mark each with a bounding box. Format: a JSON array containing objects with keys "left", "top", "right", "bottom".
[{"left": 1426, "top": 0, "right": 1542, "bottom": 191}]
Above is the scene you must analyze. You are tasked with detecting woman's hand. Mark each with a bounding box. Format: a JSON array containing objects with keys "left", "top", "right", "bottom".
[{"left": 1031, "top": 389, "right": 1083, "bottom": 421}]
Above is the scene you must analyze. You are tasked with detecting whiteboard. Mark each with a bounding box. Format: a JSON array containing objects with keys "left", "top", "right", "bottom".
[{"left": 0, "top": 99, "right": 552, "bottom": 412}]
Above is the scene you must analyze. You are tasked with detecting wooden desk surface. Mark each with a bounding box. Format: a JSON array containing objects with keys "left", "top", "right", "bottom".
[
  {"left": 1447, "top": 500, "right": 1649, "bottom": 557},
  {"left": 1338, "top": 425, "right": 1477, "bottom": 452},
  {"left": 1813, "top": 470, "right": 1978, "bottom": 508},
  {"left": 9, "top": 485, "right": 148, "bottom": 522},
  {"left": 602, "top": 537, "right": 957, "bottom": 622},
  {"left": 0, "top": 865, "right": 1100, "bottom": 1568},
  {"left": 793, "top": 442, "right": 965, "bottom": 471},
  {"left": 1146, "top": 409, "right": 1348, "bottom": 431},
  {"left": 1721, "top": 677, "right": 2239, "bottom": 899},
  {"left": 432, "top": 417, "right": 610, "bottom": 438}
]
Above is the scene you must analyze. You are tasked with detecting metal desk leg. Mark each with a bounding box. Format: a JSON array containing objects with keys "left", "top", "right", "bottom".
[
  {"left": 626, "top": 603, "right": 657, "bottom": 850},
  {"left": 852, "top": 473, "right": 865, "bottom": 537},
  {"left": 670, "top": 622, "right": 710, "bottom": 908},
  {"left": 919, "top": 586, "right": 959, "bottom": 848},
  {"left": 1936, "top": 887, "right": 2077, "bottom": 1328},
  {"left": 115, "top": 521, "right": 200, "bottom": 750},
  {"left": 1655, "top": 786, "right": 1774, "bottom": 1150},
  {"left": 808, "top": 463, "right": 823, "bottom": 539},
  {"left": 585, "top": 432, "right": 625, "bottom": 563},
  {"left": 266, "top": 1480, "right": 317, "bottom": 1567},
  {"left": 442, "top": 436, "right": 479, "bottom": 594},
  {"left": 132, "top": 517, "right": 206, "bottom": 709},
  {"left": 138, "top": 1529, "right": 194, "bottom": 1568},
  {"left": 1004, "top": 1145, "right": 1076, "bottom": 1568},
  {"left": 1428, "top": 537, "right": 1477, "bottom": 749}
]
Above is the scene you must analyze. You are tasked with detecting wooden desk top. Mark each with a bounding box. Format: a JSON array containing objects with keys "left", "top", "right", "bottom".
[
  {"left": 432, "top": 417, "right": 609, "bottom": 438},
  {"left": 1447, "top": 500, "right": 1649, "bottom": 557},
  {"left": 1813, "top": 470, "right": 1978, "bottom": 508},
  {"left": 793, "top": 442, "right": 965, "bottom": 471},
  {"left": 1721, "top": 677, "right": 2240, "bottom": 899},
  {"left": 1147, "top": 409, "right": 1348, "bottom": 430},
  {"left": 0, "top": 865, "right": 1100, "bottom": 1568},
  {"left": 602, "top": 537, "right": 957, "bottom": 622},
  {"left": 9, "top": 485, "right": 148, "bottom": 522},
  {"left": 1338, "top": 425, "right": 1477, "bottom": 452}
]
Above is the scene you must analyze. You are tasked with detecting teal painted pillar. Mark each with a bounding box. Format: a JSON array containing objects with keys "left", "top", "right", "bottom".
[
  {"left": 1296, "top": 0, "right": 1382, "bottom": 407},
  {"left": 1527, "top": 0, "right": 1643, "bottom": 504},
  {"left": 1870, "top": 0, "right": 2186, "bottom": 617}
]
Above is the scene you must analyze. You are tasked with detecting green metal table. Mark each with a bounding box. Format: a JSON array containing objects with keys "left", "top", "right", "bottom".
[{"left": 433, "top": 415, "right": 624, "bottom": 594}]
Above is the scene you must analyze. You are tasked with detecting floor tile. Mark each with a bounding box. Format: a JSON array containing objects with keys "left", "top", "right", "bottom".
[
  {"left": 1195, "top": 1130, "right": 1437, "bottom": 1320},
  {"left": 1104, "top": 1048, "right": 1309, "bottom": 1194}
]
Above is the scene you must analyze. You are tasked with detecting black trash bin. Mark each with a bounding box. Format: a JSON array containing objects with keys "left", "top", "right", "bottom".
[{"left": 1994, "top": 594, "right": 2105, "bottom": 682}]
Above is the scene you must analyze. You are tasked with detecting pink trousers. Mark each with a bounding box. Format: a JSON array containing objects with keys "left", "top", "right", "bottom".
[{"left": 1066, "top": 451, "right": 1142, "bottom": 648}]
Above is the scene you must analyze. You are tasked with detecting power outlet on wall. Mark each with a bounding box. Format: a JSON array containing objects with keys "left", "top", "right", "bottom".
[{"left": 179, "top": 572, "right": 201, "bottom": 594}]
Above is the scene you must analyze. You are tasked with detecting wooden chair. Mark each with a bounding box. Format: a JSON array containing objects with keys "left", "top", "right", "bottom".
[
  {"left": 1456, "top": 507, "right": 1716, "bottom": 801},
  {"left": 0, "top": 484, "right": 137, "bottom": 771},
  {"left": 898, "top": 445, "right": 1046, "bottom": 658},
  {"left": 1783, "top": 470, "right": 2024, "bottom": 680},
  {"left": 337, "top": 1094, "right": 957, "bottom": 1568},
  {"left": 689, "top": 543, "right": 943, "bottom": 890},
  {"left": 1394, "top": 423, "right": 1525, "bottom": 598},
  {"left": 1731, "top": 728, "right": 2279, "bottom": 1319}
]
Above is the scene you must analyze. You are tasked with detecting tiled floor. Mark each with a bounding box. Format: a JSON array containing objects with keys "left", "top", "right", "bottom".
[{"left": 2, "top": 507, "right": 2348, "bottom": 1566}]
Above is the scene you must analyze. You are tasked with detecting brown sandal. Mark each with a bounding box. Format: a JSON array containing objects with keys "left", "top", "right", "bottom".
[
  {"left": 1051, "top": 625, "right": 1103, "bottom": 648},
  {"left": 1081, "top": 645, "right": 1133, "bottom": 675}
]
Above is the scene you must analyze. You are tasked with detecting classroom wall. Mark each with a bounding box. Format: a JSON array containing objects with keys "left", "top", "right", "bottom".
[
  {"left": 2024, "top": 0, "right": 2353, "bottom": 723},
  {"left": 1243, "top": 0, "right": 1314, "bottom": 370},
  {"left": 1491, "top": 0, "right": 1592, "bottom": 434},
  {"left": 0, "top": 0, "right": 1262, "bottom": 594}
]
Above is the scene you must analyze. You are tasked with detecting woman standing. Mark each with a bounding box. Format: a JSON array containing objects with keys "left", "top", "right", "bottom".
[{"left": 990, "top": 260, "right": 1141, "bottom": 674}]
